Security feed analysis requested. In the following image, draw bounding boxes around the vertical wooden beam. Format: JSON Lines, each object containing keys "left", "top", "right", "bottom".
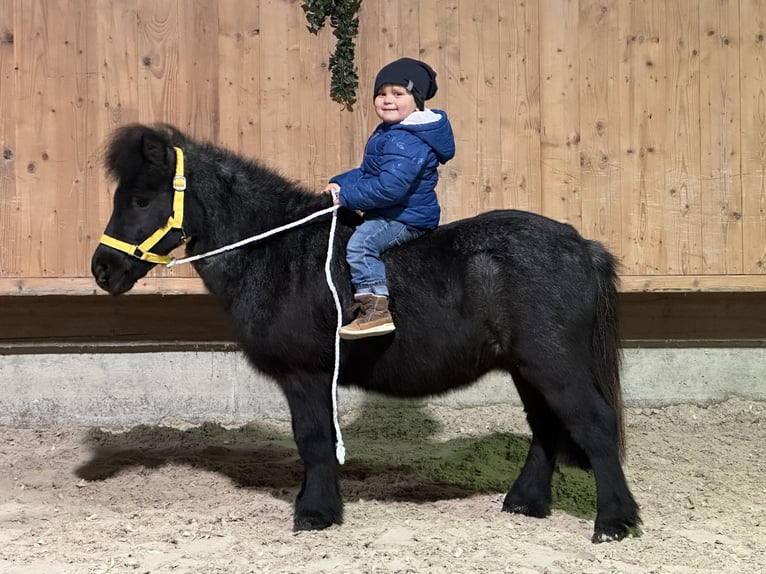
{"left": 618, "top": 0, "right": 666, "bottom": 275}
{"left": 258, "top": 0, "right": 304, "bottom": 176}
{"left": 578, "top": 0, "right": 622, "bottom": 252}
{"left": 177, "top": 0, "right": 220, "bottom": 142}
{"left": 539, "top": 0, "right": 581, "bottom": 228}
{"left": 85, "top": 0, "right": 140, "bottom": 276}
{"left": 418, "top": 0, "right": 460, "bottom": 222}
{"left": 662, "top": 0, "right": 702, "bottom": 275}
{"left": 136, "top": 0, "right": 180, "bottom": 124}
{"left": 217, "top": 0, "right": 261, "bottom": 157}
{"left": 451, "top": 0, "right": 480, "bottom": 220}
{"left": 498, "top": 0, "right": 542, "bottom": 215}
{"left": 296, "top": 2, "right": 334, "bottom": 191}
{"left": 741, "top": 0, "right": 766, "bottom": 274}
{"left": 13, "top": 1, "right": 90, "bottom": 277}
{"left": 699, "top": 0, "right": 742, "bottom": 274}
{"left": 0, "top": 0, "right": 17, "bottom": 277}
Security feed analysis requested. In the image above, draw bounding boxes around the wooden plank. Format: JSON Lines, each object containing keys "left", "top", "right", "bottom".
{"left": 539, "top": 0, "right": 582, "bottom": 228}
{"left": 85, "top": 0, "right": 141, "bottom": 279}
{"left": 699, "top": 0, "right": 743, "bottom": 274}
{"left": 14, "top": 0, "right": 90, "bottom": 277}
{"left": 449, "top": 0, "right": 502, "bottom": 217}
{"left": 332, "top": 0, "right": 371, "bottom": 187}
{"left": 4, "top": 292, "right": 766, "bottom": 345}
{"left": 60, "top": 0, "right": 90, "bottom": 277}
{"left": 450, "top": 0, "right": 481, "bottom": 221}
{"left": 6, "top": 273, "right": 766, "bottom": 296}
{"left": 0, "top": 0, "right": 16, "bottom": 277}
{"left": 418, "top": 0, "right": 461, "bottom": 222}
{"left": 620, "top": 292, "right": 766, "bottom": 341}
{"left": 0, "top": 294, "right": 233, "bottom": 343}
{"left": 177, "top": 0, "right": 219, "bottom": 142}
{"left": 217, "top": 0, "right": 261, "bottom": 157}
{"left": 308, "top": 1, "right": 368, "bottom": 204}
{"left": 351, "top": 0, "right": 382, "bottom": 158}
{"left": 469, "top": 0, "right": 502, "bottom": 215}
{"left": 662, "top": 0, "right": 702, "bottom": 275}
{"left": 740, "top": 0, "right": 766, "bottom": 274}
{"left": 497, "top": 0, "right": 542, "bottom": 214}
{"left": 135, "top": 0, "right": 197, "bottom": 281}
{"left": 0, "top": 277, "right": 207, "bottom": 296}
{"left": 166, "top": 0, "right": 218, "bottom": 283}
{"left": 136, "top": 0, "right": 180, "bottom": 124}
{"left": 296, "top": 2, "right": 335, "bottom": 191}
{"left": 619, "top": 274, "right": 766, "bottom": 292}
{"left": 12, "top": 0, "right": 88, "bottom": 278}
{"left": 397, "top": 0, "right": 421, "bottom": 58}
{"left": 618, "top": 0, "right": 667, "bottom": 275}
{"left": 11, "top": 0, "right": 46, "bottom": 277}
{"left": 578, "top": 0, "right": 621, "bottom": 252}
{"left": 258, "top": 0, "right": 298, "bottom": 176}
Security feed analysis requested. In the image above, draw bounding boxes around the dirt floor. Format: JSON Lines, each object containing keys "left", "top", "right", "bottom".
{"left": 0, "top": 397, "right": 763, "bottom": 574}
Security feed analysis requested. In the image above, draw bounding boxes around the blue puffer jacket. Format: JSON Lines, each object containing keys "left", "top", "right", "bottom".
{"left": 331, "top": 109, "right": 455, "bottom": 230}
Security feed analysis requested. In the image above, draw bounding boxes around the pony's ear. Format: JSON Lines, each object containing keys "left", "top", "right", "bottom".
{"left": 105, "top": 124, "right": 172, "bottom": 182}
{"left": 141, "top": 131, "right": 172, "bottom": 176}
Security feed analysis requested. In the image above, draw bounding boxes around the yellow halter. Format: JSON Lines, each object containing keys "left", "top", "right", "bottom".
{"left": 99, "top": 147, "right": 189, "bottom": 265}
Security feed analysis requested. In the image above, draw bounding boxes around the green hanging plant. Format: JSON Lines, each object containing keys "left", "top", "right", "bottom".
{"left": 302, "top": 0, "right": 361, "bottom": 111}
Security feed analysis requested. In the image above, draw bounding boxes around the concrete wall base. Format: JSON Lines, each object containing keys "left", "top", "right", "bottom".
{"left": 1, "top": 347, "right": 764, "bottom": 427}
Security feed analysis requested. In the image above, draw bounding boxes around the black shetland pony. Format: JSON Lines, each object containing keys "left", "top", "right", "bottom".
{"left": 91, "top": 124, "right": 640, "bottom": 543}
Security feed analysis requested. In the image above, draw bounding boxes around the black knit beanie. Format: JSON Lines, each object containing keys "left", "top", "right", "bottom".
{"left": 373, "top": 57, "right": 438, "bottom": 110}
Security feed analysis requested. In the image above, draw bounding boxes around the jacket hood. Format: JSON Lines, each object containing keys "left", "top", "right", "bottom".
{"left": 394, "top": 109, "right": 455, "bottom": 164}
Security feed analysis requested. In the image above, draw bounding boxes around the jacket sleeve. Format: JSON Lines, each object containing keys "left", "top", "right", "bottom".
{"left": 338, "top": 137, "right": 427, "bottom": 211}
{"left": 329, "top": 168, "right": 362, "bottom": 189}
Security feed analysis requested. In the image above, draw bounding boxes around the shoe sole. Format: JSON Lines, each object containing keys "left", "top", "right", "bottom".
{"left": 338, "top": 324, "right": 396, "bottom": 340}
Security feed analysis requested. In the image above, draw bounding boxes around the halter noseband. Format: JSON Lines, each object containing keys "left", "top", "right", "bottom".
{"left": 99, "top": 146, "right": 189, "bottom": 265}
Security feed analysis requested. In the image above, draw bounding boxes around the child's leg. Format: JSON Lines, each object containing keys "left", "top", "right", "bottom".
{"left": 341, "top": 218, "right": 424, "bottom": 340}
{"left": 345, "top": 218, "right": 424, "bottom": 294}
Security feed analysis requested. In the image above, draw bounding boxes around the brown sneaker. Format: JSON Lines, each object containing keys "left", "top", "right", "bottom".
{"left": 338, "top": 294, "right": 396, "bottom": 340}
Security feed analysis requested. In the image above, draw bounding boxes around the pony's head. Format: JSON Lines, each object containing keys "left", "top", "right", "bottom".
{"left": 91, "top": 124, "right": 187, "bottom": 294}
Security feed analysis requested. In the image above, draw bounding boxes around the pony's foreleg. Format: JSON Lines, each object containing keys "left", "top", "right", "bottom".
{"left": 281, "top": 372, "right": 343, "bottom": 531}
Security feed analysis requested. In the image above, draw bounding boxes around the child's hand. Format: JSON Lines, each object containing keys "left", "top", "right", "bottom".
{"left": 323, "top": 183, "right": 341, "bottom": 206}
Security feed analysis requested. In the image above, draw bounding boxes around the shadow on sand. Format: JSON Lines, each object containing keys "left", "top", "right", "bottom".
{"left": 75, "top": 399, "right": 596, "bottom": 519}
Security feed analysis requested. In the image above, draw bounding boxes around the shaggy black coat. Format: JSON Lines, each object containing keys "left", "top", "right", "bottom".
{"left": 91, "top": 124, "right": 640, "bottom": 543}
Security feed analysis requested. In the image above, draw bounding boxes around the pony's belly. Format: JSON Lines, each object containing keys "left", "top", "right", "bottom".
{"left": 342, "top": 349, "right": 492, "bottom": 399}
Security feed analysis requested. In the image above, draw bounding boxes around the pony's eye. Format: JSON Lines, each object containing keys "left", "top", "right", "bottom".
{"left": 134, "top": 197, "right": 150, "bottom": 208}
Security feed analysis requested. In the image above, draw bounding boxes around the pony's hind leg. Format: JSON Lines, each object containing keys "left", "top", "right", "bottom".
{"left": 281, "top": 372, "right": 343, "bottom": 531}
{"left": 502, "top": 373, "right": 558, "bottom": 519}
{"left": 511, "top": 358, "right": 640, "bottom": 543}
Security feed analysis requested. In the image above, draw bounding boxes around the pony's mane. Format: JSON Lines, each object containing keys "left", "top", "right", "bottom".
{"left": 104, "top": 123, "right": 343, "bottom": 227}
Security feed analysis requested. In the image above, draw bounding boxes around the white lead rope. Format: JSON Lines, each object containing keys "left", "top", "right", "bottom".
{"left": 166, "top": 205, "right": 339, "bottom": 268}
{"left": 167, "top": 204, "right": 347, "bottom": 464}
{"left": 324, "top": 206, "right": 346, "bottom": 464}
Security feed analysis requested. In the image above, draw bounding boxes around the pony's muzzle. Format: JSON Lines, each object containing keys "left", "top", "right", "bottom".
{"left": 91, "top": 245, "right": 152, "bottom": 295}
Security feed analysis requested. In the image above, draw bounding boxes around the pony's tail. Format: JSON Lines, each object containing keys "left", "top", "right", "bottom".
{"left": 588, "top": 241, "right": 625, "bottom": 459}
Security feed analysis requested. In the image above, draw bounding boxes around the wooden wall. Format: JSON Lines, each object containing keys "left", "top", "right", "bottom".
{"left": 1, "top": 0, "right": 766, "bottom": 295}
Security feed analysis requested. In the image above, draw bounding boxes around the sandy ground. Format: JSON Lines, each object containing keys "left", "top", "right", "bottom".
{"left": 0, "top": 398, "right": 763, "bottom": 574}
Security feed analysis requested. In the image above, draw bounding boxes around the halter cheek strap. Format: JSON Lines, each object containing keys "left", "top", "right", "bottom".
{"left": 99, "top": 147, "right": 189, "bottom": 265}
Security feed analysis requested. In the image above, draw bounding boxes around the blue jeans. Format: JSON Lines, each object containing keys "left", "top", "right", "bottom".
{"left": 346, "top": 217, "right": 425, "bottom": 296}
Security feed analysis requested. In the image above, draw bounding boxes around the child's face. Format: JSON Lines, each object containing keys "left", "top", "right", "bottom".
{"left": 374, "top": 84, "right": 418, "bottom": 124}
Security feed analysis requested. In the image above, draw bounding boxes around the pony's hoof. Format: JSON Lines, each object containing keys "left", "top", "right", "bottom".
{"left": 293, "top": 512, "right": 340, "bottom": 532}
{"left": 591, "top": 523, "right": 641, "bottom": 543}
{"left": 502, "top": 499, "right": 550, "bottom": 519}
